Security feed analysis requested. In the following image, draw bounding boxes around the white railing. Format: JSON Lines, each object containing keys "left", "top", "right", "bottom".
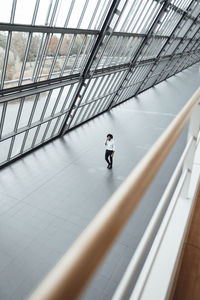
{"left": 29, "top": 88, "right": 200, "bottom": 300}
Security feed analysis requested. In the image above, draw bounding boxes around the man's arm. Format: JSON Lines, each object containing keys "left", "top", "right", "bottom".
{"left": 105, "top": 138, "right": 108, "bottom": 145}
{"left": 111, "top": 141, "right": 115, "bottom": 156}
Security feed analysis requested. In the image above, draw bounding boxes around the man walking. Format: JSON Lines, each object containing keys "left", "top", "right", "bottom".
{"left": 105, "top": 134, "right": 115, "bottom": 169}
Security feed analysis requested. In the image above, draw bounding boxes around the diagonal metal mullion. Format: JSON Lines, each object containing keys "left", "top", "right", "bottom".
{"left": 39, "top": 33, "right": 55, "bottom": 81}
{"left": 100, "top": 73, "right": 115, "bottom": 95}
{"left": 92, "top": 97, "right": 106, "bottom": 116}
{"left": 48, "top": 0, "right": 76, "bottom": 79}
{"left": 77, "top": 0, "right": 89, "bottom": 29}
{"left": 0, "top": 32, "right": 12, "bottom": 90}
{"left": 7, "top": 97, "right": 25, "bottom": 160}
{"left": 18, "top": 0, "right": 40, "bottom": 86}
{"left": 116, "top": 36, "right": 130, "bottom": 64}
{"left": 60, "top": 0, "right": 128, "bottom": 133}
{"left": 105, "top": 36, "right": 123, "bottom": 67}
{"left": 139, "top": 1, "right": 157, "bottom": 33}
{"left": 104, "top": 36, "right": 121, "bottom": 67}
{"left": 120, "top": 37, "right": 137, "bottom": 64}
{"left": 49, "top": 87, "right": 64, "bottom": 118}
{"left": 73, "top": 78, "right": 107, "bottom": 126}
{"left": 33, "top": 34, "right": 50, "bottom": 82}
{"left": 84, "top": 99, "right": 99, "bottom": 120}
{"left": 80, "top": 102, "right": 95, "bottom": 124}
{"left": 47, "top": 34, "right": 64, "bottom": 79}
{"left": 18, "top": 34, "right": 33, "bottom": 85}
{"left": 83, "top": 78, "right": 98, "bottom": 103}
{"left": 19, "top": 93, "right": 40, "bottom": 153}
{"left": 126, "top": 0, "right": 142, "bottom": 33}
{"left": 59, "top": 35, "right": 77, "bottom": 77}
{"left": 41, "top": 86, "right": 65, "bottom": 142}
{"left": 79, "top": 34, "right": 97, "bottom": 70}
{"left": 32, "top": 33, "right": 45, "bottom": 80}
{"left": 77, "top": 71, "right": 122, "bottom": 124}
{"left": 34, "top": 1, "right": 59, "bottom": 82}
{"left": 49, "top": 0, "right": 60, "bottom": 26}
{"left": 94, "top": 73, "right": 120, "bottom": 114}
{"left": 31, "top": 89, "right": 55, "bottom": 148}
{"left": 31, "top": 0, "right": 53, "bottom": 79}
{"left": 78, "top": 76, "right": 109, "bottom": 123}
{"left": 0, "top": 0, "right": 16, "bottom": 89}
{"left": 95, "top": 0, "right": 111, "bottom": 30}
{"left": 0, "top": 102, "right": 8, "bottom": 139}
{"left": 76, "top": 35, "right": 92, "bottom": 71}
{"left": 88, "top": 0, "right": 101, "bottom": 29}
{"left": 70, "top": 35, "right": 87, "bottom": 74}
{"left": 107, "top": 0, "right": 171, "bottom": 110}
{"left": 94, "top": 97, "right": 107, "bottom": 115}
{"left": 40, "top": 34, "right": 54, "bottom": 79}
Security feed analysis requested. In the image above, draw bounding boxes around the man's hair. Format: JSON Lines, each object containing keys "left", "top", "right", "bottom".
{"left": 107, "top": 134, "right": 113, "bottom": 139}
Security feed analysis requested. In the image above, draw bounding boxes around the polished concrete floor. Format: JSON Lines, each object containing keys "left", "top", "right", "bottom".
{"left": 0, "top": 63, "right": 200, "bottom": 300}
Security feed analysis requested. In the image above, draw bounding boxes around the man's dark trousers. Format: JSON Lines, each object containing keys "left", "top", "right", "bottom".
{"left": 105, "top": 150, "right": 113, "bottom": 167}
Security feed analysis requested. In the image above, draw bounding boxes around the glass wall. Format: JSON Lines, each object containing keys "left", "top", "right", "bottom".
{"left": 1, "top": 0, "right": 200, "bottom": 166}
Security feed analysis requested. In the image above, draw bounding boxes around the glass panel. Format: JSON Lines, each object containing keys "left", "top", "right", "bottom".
{"left": 43, "top": 88, "right": 61, "bottom": 119}
{"left": 155, "top": 10, "right": 182, "bottom": 36}
{"left": 190, "top": 1, "right": 200, "bottom": 17}
{"left": 73, "top": 104, "right": 89, "bottom": 126}
{"left": 0, "top": 31, "right": 8, "bottom": 85}
{"left": 32, "top": 92, "right": 49, "bottom": 123}
{"left": 63, "top": 0, "right": 112, "bottom": 30}
{"left": 34, "top": 123, "right": 48, "bottom": 145}
{"left": 39, "top": 33, "right": 61, "bottom": 80}
{"left": 171, "top": 0, "right": 192, "bottom": 10}
{"left": 11, "top": 132, "right": 25, "bottom": 158}
{"left": 35, "top": 0, "right": 57, "bottom": 26}
{"left": 138, "top": 38, "right": 167, "bottom": 60}
{"left": 61, "top": 82, "right": 78, "bottom": 110}
{"left": 0, "top": 102, "right": 3, "bottom": 125}
{"left": 59, "top": 34, "right": 91, "bottom": 76}
{"left": 2, "top": 99, "right": 20, "bottom": 136}
{"left": 44, "top": 118, "right": 58, "bottom": 140}
{"left": 52, "top": 115, "right": 65, "bottom": 136}
{"left": 116, "top": 0, "right": 161, "bottom": 33}
{"left": 176, "top": 19, "right": 193, "bottom": 38}
{"left": 4, "top": 32, "right": 28, "bottom": 88}
{"left": 0, "top": 138, "right": 11, "bottom": 163}
{"left": 22, "top": 33, "right": 43, "bottom": 85}
{"left": 14, "top": 0, "right": 37, "bottom": 24}
{"left": 0, "top": 0, "right": 13, "bottom": 23}
{"left": 24, "top": 127, "right": 37, "bottom": 151}
{"left": 54, "top": 85, "right": 72, "bottom": 114}
{"left": 18, "top": 95, "right": 35, "bottom": 129}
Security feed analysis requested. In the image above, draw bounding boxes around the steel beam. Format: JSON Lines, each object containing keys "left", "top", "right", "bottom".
{"left": 59, "top": 0, "right": 126, "bottom": 135}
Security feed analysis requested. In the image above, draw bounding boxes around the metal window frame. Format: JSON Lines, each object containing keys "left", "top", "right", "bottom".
{"left": 1, "top": 0, "right": 200, "bottom": 167}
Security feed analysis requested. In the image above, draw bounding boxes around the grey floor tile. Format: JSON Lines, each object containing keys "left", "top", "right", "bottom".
{"left": 0, "top": 63, "right": 200, "bottom": 300}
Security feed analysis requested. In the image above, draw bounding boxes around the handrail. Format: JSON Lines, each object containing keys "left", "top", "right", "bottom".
{"left": 112, "top": 135, "right": 195, "bottom": 300}
{"left": 29, "top": 88, "right": 200, "bottom": 300}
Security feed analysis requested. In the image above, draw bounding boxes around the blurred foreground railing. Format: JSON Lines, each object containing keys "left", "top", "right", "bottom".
{"left": 29, "top": 88, "right": 200, "bottom": 300}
